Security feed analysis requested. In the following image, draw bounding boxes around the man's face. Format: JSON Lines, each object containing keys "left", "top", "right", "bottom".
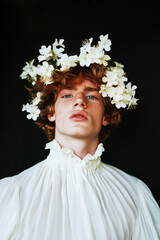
{"left": 49, "top": 79, "right": 108, "bottom": 141}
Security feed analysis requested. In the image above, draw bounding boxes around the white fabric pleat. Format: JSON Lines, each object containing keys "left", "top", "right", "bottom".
{"left": 0, "top": 139, "right": 160, "bottom": 240}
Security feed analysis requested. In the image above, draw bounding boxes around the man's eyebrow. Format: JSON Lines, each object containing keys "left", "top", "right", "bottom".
{"left": 62, "top": 86, "right": 73, "bottom": 90}
{"left": 62, "top": 86, "right": 99, "bottom": 92}
{"left": 84, "top": 87, "right": 99, "bottom": 92}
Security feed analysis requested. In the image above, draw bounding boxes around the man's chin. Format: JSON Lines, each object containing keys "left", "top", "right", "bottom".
{"left": 67, "top": 130, "right": 96, "bottom": 140}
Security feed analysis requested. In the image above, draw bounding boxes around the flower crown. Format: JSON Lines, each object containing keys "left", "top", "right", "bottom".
{"left": 20, "top": 34, "right": 138, "bottom": 121}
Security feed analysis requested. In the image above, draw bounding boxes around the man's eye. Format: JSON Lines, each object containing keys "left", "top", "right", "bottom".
{"left": 87, "top": 96, "right": 97, "bottom": 99}
{"left": 62, "top": 94, "right": 72, "bottom": 98}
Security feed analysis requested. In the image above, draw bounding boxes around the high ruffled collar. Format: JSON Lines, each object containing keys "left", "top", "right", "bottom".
{"left": 45, "top": 139, "right": 105, "bottom": 171}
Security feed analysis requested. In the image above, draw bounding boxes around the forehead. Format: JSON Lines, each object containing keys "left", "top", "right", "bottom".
{"left": 61, "top": 79, "right": 99, "bottom": 92}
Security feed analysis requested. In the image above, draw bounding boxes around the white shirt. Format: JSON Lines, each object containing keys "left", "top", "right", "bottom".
{"left": 0, "top": 139, "right": 160, "bottom": 240}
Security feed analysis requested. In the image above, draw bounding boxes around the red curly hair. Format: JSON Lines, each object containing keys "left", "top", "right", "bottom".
{"left": 27, "top": 63, "right": 122, "bottom": 142}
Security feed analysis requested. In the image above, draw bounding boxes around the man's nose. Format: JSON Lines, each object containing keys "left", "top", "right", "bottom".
{"left": 73, "top": 94, "right": 87, "bottom": 108}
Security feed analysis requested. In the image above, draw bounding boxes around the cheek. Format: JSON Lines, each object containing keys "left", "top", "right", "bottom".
{"left": 93, "top": 105, "right": 105, "bottom": 126}
{"left": 89, "top": 108, "right": 104, "bottom": 126}
{"left": 54, "top": 102, "right": 68, "bottom": 121}
{"left": 92, "top": 103, "right": 105, "bottom": 117}
{"left": 54, "top": 103, "right": 61, "bottom": 120}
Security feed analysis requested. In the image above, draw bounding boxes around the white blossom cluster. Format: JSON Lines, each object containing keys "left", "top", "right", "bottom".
{"left": 22, "top": 92, "right": 41, "bottom": 121}
{"left": 20, "top": 39, "right": 65, "bottom": 85}
{"left": 99, "top": 62, "right": 138, "bottom": 109}
{"left": 20, "top": 35, "right": 112, "bottom": 84}
{"left": 20, "top": 34, "right": 138, "bottom": 120}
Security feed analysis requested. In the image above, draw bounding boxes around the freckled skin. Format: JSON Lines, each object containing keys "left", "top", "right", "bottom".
{"left": 52, "top": 79, "right": 108, "bottom": 141}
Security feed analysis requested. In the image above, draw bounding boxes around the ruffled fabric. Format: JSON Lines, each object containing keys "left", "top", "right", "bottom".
{"left": 45, "top": 139, "right": 105, "bottom": 171}
{"left": 132, "top": 180, "right": 160, "bottom": 239}
{"left": 0, "top": 139, "right": 160, "bottom": 240}
{"left": 0, "top": 177, "right": 20, "bottom": 240}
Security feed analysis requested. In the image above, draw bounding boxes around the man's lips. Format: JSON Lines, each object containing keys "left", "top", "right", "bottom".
{"left": 69, "top": 111, "right": 88, "bottom": 121}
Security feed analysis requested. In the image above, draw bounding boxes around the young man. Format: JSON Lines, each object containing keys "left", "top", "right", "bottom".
{"left": 48, "top": 78, "right": 108, "bottom": 159}
{"left": 0, "top": 35, "right": 160, "bottom": 239}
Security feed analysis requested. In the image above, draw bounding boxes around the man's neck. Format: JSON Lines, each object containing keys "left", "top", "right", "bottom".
{"left": 55, "top": 135, "right": 99, "bottom": 159}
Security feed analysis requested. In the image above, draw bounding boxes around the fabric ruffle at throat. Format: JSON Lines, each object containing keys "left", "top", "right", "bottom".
{"left": 45, "top": 139, "right": 105, "bottom": 171}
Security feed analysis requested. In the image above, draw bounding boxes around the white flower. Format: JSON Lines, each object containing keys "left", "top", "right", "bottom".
{"left": 100, "top": 82, "right": 131, "bottom": 109}
{"left": 111, "top": 85, "right": 125, "bottom": 102}
{"left": 109, "top": 67, "right": 128, "bottom": 85}
{"left": 98, "top": 34, "right": 112, "bottom": 51}
{"left": 128, "top": 97, "right": 138, "bottom": 108}
{"left": 126, "top": 82, "right": 137, "bottom": 97}
{"left": 22, "top": 103, "right": 30, "bottom": 112}
{"left": 28, "top": 66, "right": 38, "bottom": 79}
{"left": 78, "top": 48, "right": 93, "bottom": 67}
{"left": 102, "top": 67, "right": 127, "bottom": 88}
{"left": 81, "top": 38, "right": 93, "bottom": 52}
{"left": 100, "top": 75, "right": 138, "bottom": 109}
{"left": 37, "top": 61, "right": 54, "bottom": 77}
{"left": 26, "top": 106, "right": 40, "bottom": 121}
{"left": 20, "top": 59, "right": 38, "bottom": 81}
{"left": 52, "top": 39, "right": 65, "bottom": 59}
{"left": 102, "top": 70, "right": 118, "bottom": 87}
{"left": 22, "top": 92, "right": 41, "bottom": 121}
{"left": 114, "top": 61, "right": 124, "bottom": 69}
{"left": 79, "top": 46, "right": 103, "bottom": 67}
{"left": 32, "top": 92, "right": 41, "bottom": 105}
{"left": 112, "top": 100, "right": 127, "bottom": 109}
{"left": 41, "top": 77, "right": 53, "bottom": 85}
{"left": 89, "top": 47, "right": 106, "bottom": 64}
{"left": 79, "top": 38, "right": 101, "bottom": 66}
{"left": 38, "top": 45, "right": 53, "bottom": 62}
{"left": 22, "top": 103, "right": 40, "bottom": 121}
{"left": 98, "top": 52, "right": 111, "bottom": 66}
{"left": 79, "top": 43, "right": 111, "bottom": 67}
{"left": 58, "top": 54, "right": 78, "bottom": 71}
{"left": 125, "top": 82, "right": 138, "bottom": 108}
{"left": 112, "top": 67, "right": 124, "bottom": 78}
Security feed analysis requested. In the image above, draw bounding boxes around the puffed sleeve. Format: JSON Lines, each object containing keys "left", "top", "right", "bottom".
{"left": 0, "top": 177, "right": 20, "bottom": 240}
{"left": 132, "top": 179, "right": 160, "bottom": 240}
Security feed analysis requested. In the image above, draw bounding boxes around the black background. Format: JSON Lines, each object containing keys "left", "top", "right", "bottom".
{"left": 1, "top": 0, "right": 160, "bottom": 205}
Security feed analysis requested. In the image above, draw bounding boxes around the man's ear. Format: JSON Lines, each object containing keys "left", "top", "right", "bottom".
{"left": 48, "top": 114, "right": 55, "bottom": 122}
{"left": 102, "top": 114, "right": 109, "bottom": 126}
